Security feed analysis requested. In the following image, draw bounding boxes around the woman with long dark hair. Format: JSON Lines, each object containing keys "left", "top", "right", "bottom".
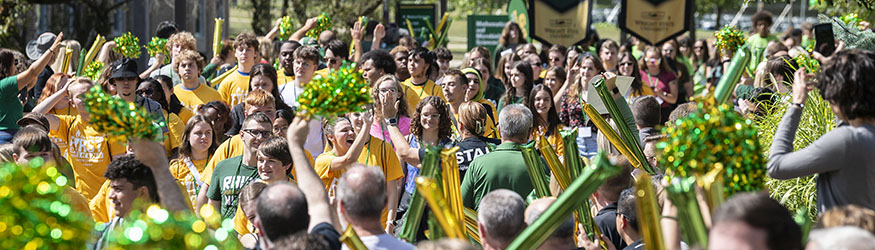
{"left": 168, "top": 115, "right": 219, "bottom": 204}
{"left": 639, "top": 46, "right": 679, "bottom": 123}
{"left": 498, "top": 61, "right": 534, "bottom": 112}
{"left": 617, "top": 51, "right": 652, "bottom": 98}
{"left": 493, "top": 21, "right": 523, "bottom": 66}
{"left": 527, "top": 84, "right": 565, "bottom": 156}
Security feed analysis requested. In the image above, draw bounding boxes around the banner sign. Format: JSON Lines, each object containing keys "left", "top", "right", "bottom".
{"left": 508, "top": 0, "right": 532, "bottom": 42}
{"left": 528, "top": 0, "right": 592, "bottom": 47}
{"left": 467, "top": 15, "right": 510, "bottom": 53}
{"left": 619, "top": 0, "right": 692, "bottom": 45}
{"left": 397, "top": 3, "right": 437, "bottom": 38}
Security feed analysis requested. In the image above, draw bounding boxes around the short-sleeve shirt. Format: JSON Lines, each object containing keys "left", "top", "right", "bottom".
{"left": 169, "top": 157, "right": 209, "bottom": 205}
{"left": 401, "top": 78, "right": 444, "bottom": 111}
{"left": 53, "top": 115, "right": 125, "bottom": 201}
{"left": 206, "top": 156, "right": 258, "bottom": 218}
{"left": 276, "top": 69, "right": 295, "bottom": 86}
{"left": 174, "top": 82, "right": 222, "bottom": 122}
{"left": 0, "top": 76, "right": 21, "bottom": 131}
{"left": 640, "top": 70, "right": 677, "bottom": 108}
{"left": 201, "top": 135, "right": 245, "bottom": 184}
{"left": 460, "top": 142, "right": 535, "bottom": 210}
{"left": 216, "top": 70, "right": 251, "bottom": 108}
{"left": 454, "top": 136, "right": 499, "bottom": 179}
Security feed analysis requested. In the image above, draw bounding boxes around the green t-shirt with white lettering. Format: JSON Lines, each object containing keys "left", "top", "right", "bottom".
{"left": 206, "top": 156, "right": 257, "bottom": 218}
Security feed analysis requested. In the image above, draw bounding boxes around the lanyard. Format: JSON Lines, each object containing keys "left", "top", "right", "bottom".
{"left": 185, "top": 157, "right": 205, "bottom": 194}
{"left": 645, "top": 72, "right": 660, "bottom": 90}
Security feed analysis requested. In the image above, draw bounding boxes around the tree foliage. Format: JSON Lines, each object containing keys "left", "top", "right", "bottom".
{"left": 244, "top": 0, "right": 384, "bottom": 38}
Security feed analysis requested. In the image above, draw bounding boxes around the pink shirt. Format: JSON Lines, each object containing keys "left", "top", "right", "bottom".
{"left": 370, "top": 116, "right": 412, "bottom": 142}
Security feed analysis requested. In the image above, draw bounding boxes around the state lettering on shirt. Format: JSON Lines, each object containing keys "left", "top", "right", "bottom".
{"left": 457, "top": 147, "right": 488, "bottom": 170}
{"left": 68, "top": 130, "right": 106, "bottom": 161}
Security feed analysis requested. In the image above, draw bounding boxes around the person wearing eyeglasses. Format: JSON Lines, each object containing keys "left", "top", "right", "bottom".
{"left": 617, "top": 52, "right": 652, "bottom": 99}
{"left": 109, "top": 58, "right": 169, "bottom": 135}
{"left": 204, "top": 112, "right": 272, "bottom": 219}
{"left": 638, "top": 46, "right": 679, "bottom": 124}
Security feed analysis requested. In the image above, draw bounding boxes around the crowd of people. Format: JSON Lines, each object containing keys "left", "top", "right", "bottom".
{"left": 0, "top": 8, "right": 874, "bottom": 250}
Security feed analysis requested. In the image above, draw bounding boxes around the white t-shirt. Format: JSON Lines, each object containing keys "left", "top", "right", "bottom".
{"left": 280, "top": 80, "right": 324, "bottom": 160}
{"left": 340, "top": 233, "right": 415, "bottom": 250}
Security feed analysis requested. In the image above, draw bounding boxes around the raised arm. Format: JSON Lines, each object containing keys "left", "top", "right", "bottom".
{"left": 351, "top": 20, "right": 364, "bottom": 65}
{"left": 290, "top": 17, "right": 317, "bottom": 42}
{"left": 371, "top": 23, "right": 385, "bottom": 52}
{"left": 328, "top": 114, "right": 372, "bottom": 171}
{"left": 131, "top": 138, "right": 189, "bottom": 213}
{"left": 139, "top": 53, "right": 165, "bottom": 79}
{"left": 287, "top": 116, "right": 335, "bottom": 228}
{"left": 264, "top": 18, "right": 282, "bottom": 41}
{"left": 379, "top": 93, "right": 422, "bottom": 166}
{"left": 18, "top": 33, "right": 63, "bottom": 90}
{"left": 32, "top": 80, "right": 70, "bottom": 131}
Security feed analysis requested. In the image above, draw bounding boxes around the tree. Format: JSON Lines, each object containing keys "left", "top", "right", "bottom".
{"left": 449, "top": 0, "right": 507, "bottom": 15}
{"left": 250, "top": 0, "right": 273, "bottom": 35}
{"left": 284, "top": 0, "right": 384, "bottom": 37}
{"left": 695, "top": 0, "right": 744, "bottom": 28}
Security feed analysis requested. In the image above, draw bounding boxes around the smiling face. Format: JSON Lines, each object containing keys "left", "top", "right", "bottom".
{"left": 510, "top": 68, "right": 525, "bottom": 90}
{"left": 533, "top": 89, "right": 553, "bottom": 118}
{"left": 188, "top": 121, "right": 213, "bottom": 155}
{"left": 257, "top": 151, "right": 290, "bottom": 182}
{"left": 241, "top": 119, "right": 272, "bottom": 153}
{"left": 579, "top": 59, "right": 599, "bottom": 82}
{"left": 419, "top": 103, "right": 441, "bottom": 132}
{"left": 661, "top": 43, "right": 676, "bottom": 60}
{"left": 645, "top": 51, "right": 662, "bottom": 72}
{"left": 544, "top": 70, "right": 562, "bottom": 95}
{"left": 329, "top": 119, "right": 356, "bottom": 153}
{"left": 618, "top": 56, "right": 636, "bottom": 76}
{"left": 109, "top": 178, "right": 146, "bottom": 218}
{"left": 272, "top": 117, "right": 290, "bottom": 138}
{"left": 464, "top": 73, "right": 481, "bottom": 101}
{"left": 548, "top": 51, "right": 564, "bottom": 68}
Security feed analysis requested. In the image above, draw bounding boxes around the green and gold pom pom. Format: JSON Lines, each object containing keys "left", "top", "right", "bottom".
{"left": 278, "top": 16, "right": 294, "bottom": 41}
{"left": 657, "top": 99, "right": 767, "bottom": 196}
{"left": 794, "top": 53, "right": 820, "bottom": 74}
{"left": 0, "top": 161, "right": 93, "bottom": 248}
{"left": 306, "top": 13, "right": 332, "bottom": 38}
{"left": 105, "top": 205, "right": 240, "bottom": 249}
{"left": 297, "top": 63, "right": 371, "bottom": 118}
{"left": 841, "top": 13, "right": 860, "bottom": 27}
{"left": 82, "top": 85, "right": 164, "bottom": 142}
{"left": 144, "top": 37, "right": 169, "bottom": 64}
{"left": 83, "top": 61, "right": 104, "bottom": 82}
{"left": 113, "top": 32, "right": 141, "bottom": 59}
{"left": 714, "top": 26, "right": 745, "bottom": 52}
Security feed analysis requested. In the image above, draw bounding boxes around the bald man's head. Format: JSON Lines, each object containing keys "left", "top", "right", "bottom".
{"left": 257, "top": 182, "right": 309, "bottom": 242}
{"left": 337, "top": 165, "right": 386, "bottom": 222}
{"left": 525, "top": 197, "right": 576, "bottom": 250}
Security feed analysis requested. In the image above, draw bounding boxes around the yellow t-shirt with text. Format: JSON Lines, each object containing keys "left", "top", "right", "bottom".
{"left": 216, "top": 70, "right": 251, "bottom": 108}
{"left": 53, "top": 115, "right": 125, "bottom": 201}
{"left": 169, "top": 158, "right": 209, "bottom": 205}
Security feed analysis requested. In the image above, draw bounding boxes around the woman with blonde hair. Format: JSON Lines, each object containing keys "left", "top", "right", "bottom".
{"left": 38, "top": 73, "right": 78, "bottom": 116}
{"left": 369, "top": 74, "right": 411, "bottom": 140}
{"left": 455, "top": 102, "right": 500, "bottom": 178}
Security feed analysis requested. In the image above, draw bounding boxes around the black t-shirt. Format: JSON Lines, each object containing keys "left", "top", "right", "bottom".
{"left": 455, "top": 136, "right": 500, "bottom": 179}
{"left": 311, "top": 222, "right": 342, "bottom": 250}
{"left": 594, "top": 202, "right": 627, "bottom": 249}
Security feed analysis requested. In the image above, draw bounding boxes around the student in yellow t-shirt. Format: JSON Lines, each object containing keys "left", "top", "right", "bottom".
{"left": 401, "top": 47, "right": 444, "bottom": 111}
{"left": 347, "top": 111, "right": 404, "bottom": 229}
{"left": 314, "top": 116, "right": 373, "bottom": 200}
{"left": 137, "top": 78, "right": 183, "bottom": 156}
{"left": 33, "top": 77, "right": 126, "bottom": 201}
{"left": 528, "top": 84, "right": 566, "bottom": 157}
{"left": 37, "top": 73, "right": 80, "bottom": 153}
{"left": 11, "top": 127, "right": 92, "bottom": 223}
{"left": 276, "top": 41, "right": 299, "bottom": 86}
{"left": 173, "top": 49, "right": 223, "bottom": 124}
{"left": 217, "top": 32, "right": 259, "bottom": 107}
{"left": 168, "top": 115, "right": 218, "bottom": 205}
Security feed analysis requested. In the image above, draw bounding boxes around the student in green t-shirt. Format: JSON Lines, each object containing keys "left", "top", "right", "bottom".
{"left": 0, "top": 32, "right": 63, "bottom": 143}
{"left": 747, "top": 11, "right": 779, "bottom": 51}
{"left": 207, "top": 112, "right": 273, "bottom": 218}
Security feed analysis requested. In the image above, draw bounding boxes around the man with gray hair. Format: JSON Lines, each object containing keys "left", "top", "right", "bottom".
{"left": 525, "top": 197, "right": 577, "bottom": 250}
{"left": 806, "top": 226, "right": 875, "bottom": 250}
{"left": 461, "top": 104, "right": 535, "bottom": 209}
{"left": 478, "top": 189, "right": 527, "bottom": 250}
{"left": 337, "top": 165, "right": 414, "bottom": 250}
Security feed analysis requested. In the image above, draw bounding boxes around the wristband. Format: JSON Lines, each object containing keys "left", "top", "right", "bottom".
{"left": 790, "top": 102, "right": 804, "bottom": 109}
{"left": 386, "top": 117, "right": 398, "bottom": 126}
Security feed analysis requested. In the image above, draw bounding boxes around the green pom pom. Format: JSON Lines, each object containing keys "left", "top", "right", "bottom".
{"left": 0, "top": 162, "right": 93, "bottom": 248}
{"left": 657, "top": 102, "right": 767, "bottom": 196}
{"left": 144, "top": 37, "right": 169, "bottom": 64}
{"left": 714, "top": 26, "right": 745, "bottom": 52}
{"left": 81, "top": 85, "right": 163, "bottom": 142}
{"left": 113, "top": 32, "right": 141, "bottom": 59}
{"left": 306, "top": 13, "right": 332, "bottom": 38}
{"left": 106, "top": 205, "right": 241, "bottom": 248}
{"left": 82, "top": 61, "right": 104, "bottom": 82}
{"left": 794, "top": 53, "right": 820, "bottom": 74}
{"left": 278, "top": 16, "right": 294, "bottom": 41}
{"left": 297, "top": 63, "right": 371, "bottom": 118}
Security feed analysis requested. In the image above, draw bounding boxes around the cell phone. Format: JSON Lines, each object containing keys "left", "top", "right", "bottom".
{"left": 814, "top": 23, "right": 836, "bottom": 57}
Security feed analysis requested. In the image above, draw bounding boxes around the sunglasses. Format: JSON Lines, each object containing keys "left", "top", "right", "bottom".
{"left": 136, "top": 88, "right": 155, "bottom": 96}
{"left": 619, "top": 62, "right": 634, "bottom": 67}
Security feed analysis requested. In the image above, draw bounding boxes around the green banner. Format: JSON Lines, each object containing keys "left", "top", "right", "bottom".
{"left": 507, "top": 0, "right": 532, "bottom": 42}
{"left": 397, "top": 3, "right": 437, "bottom": 41}
{"left": 467, "top": 15, "right": 509, "bottom": 54}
